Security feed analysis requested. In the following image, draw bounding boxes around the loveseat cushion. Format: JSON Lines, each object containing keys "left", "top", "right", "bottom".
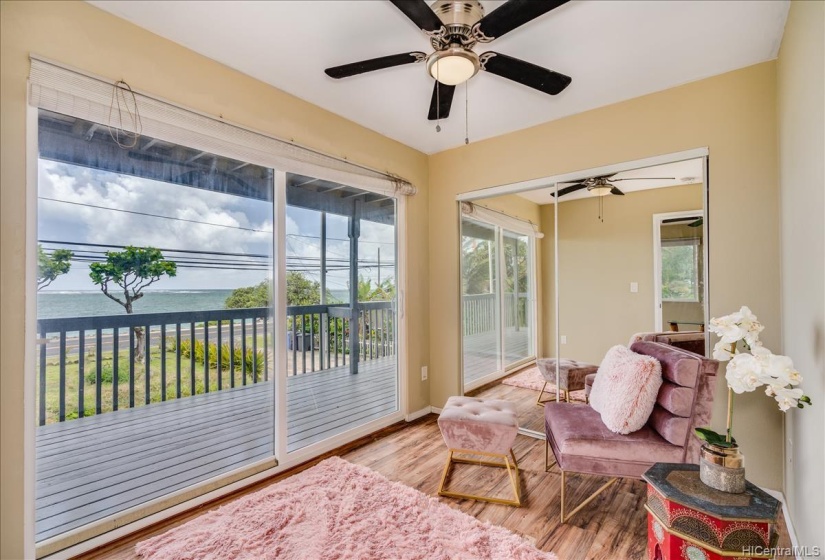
{"left": 545, "top": 402, "right": 684, "bottom": 479}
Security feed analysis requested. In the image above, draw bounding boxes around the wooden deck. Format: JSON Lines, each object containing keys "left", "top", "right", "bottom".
{"left": 463, "top": 326, "right": 532, "bottom": 385}
{"left": 35, "top": 357, "right": 397, "bottom": 542}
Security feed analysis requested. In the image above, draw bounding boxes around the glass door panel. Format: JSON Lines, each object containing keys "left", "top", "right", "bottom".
{"left": 284, "top": 174, "right": 398, "bottom": 452}
{"left": 34, "top": 110, "right": 275, "bottom": 545}
{"left": 461, "top": 218, "right": 501, "bottom": 387}
{"left": 503, "top": 231, "right": 533, "bottom": 367}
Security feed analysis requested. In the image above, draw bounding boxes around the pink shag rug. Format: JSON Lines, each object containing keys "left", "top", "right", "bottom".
{"left": 501, "top": 367, "right": 587, "bottom": 403}
{"left": 136, "top": 456, "right": 556, "bottom": 560}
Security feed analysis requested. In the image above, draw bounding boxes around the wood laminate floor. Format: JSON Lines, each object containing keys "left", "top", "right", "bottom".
{"left": 78, "top": 377, "right": 790, "bottom": 560}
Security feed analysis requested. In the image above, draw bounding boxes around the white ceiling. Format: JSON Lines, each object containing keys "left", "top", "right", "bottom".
{"left": 517, "top": 158, "right": 704, "bottom": 205}
{"left": 88, "top": 0, "right": 789, "bottom": 154}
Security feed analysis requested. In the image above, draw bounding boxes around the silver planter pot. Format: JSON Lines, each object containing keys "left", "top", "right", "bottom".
{"left": 699, "top": 443, "right": 746, "bottom": 494}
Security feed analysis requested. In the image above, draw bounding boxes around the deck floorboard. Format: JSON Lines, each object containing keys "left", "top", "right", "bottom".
{"left": 35, "top": 357, "right": 397, "bottom": 542}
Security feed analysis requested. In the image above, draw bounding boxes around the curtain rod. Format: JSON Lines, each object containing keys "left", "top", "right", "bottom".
{"left": 30, "top": 55, "right": 414, "bottom": 188}
{"left": 462, "top": 201, "right": 540, "bottom": 231}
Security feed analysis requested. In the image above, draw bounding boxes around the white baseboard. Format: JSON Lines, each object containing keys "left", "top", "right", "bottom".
{"left": 760, "top": 487, "right": 802, "bottom": 560}
{"left": 430, "top": 406, "right": 442, "bottom": 414}
{"left": 405, "top": 407, "right": 434, "bottom": 422}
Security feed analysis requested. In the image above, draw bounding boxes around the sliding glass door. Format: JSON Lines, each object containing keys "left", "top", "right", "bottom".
{"left": 461, "top": 216, "right": 536, "bottom": 390}
{"left": 284, "top": 174, "right": 398, "bottom": 453}
{"left": 503, "top": 231, "right": 533, "bottom": 366}
{"left": 461, "top": 218, "right": 502, "bottom": 387}
{"left": 33, "top": 110, "right": 403, "bottom": 551}
{"left": 35, "top": 110, "right": 276, "bottom": 544}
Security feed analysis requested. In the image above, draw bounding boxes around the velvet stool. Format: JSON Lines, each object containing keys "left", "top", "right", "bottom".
{"left": 437, "top": 396, "right": 521, "bottom": 506}
{"left": 536, "top": 358, "right": 599, "bottom": 405}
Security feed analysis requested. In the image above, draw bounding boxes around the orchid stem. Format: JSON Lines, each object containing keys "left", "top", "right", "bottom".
{"left": 726, "top": 342, "right": 736, "bottom": 444}
{"left": 726, "top": 388, "right": 733, "bottom": 443}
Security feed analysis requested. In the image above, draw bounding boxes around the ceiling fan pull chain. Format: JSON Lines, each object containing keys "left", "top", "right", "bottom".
{"left": 465, "top": 81, "right": 469, "bottom": 145}
{"left": 435, "top": 64, "right": 441, "bottom": 133}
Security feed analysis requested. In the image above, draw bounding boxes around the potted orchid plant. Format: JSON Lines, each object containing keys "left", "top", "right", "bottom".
{"left": 695, "top": 306, "right": 812, "bottom": 493}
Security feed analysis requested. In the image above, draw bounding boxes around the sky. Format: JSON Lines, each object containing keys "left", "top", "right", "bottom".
{"left": 37, "top": 159, "right": 396, "bottom": 294}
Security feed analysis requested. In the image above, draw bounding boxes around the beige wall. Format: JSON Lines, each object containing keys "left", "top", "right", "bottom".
{"left": 429, "top": 61, "right": 784, "bottom": 489}
{"left": 0, "top": 2, "right": 430, "bottom": 558}
{"left": 551, "top": 184, "right": 703, "bottom": 364}
{"left": 777, "top": 0, "right": 825, "bottom": 551}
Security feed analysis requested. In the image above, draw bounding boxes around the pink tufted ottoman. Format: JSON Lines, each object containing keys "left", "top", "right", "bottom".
{"left": 436, "top": 396, "right": 521, "bottom": 506}
{"left": 535, "top": 358, "right": 599, "bottom": 405}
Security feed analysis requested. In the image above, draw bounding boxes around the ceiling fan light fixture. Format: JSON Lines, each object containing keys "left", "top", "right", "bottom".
{"left": 588, "top": 185, "right": 613, "bottom": 196}
{"left": 427, "top": 47, "right": 479, "bottom": 85}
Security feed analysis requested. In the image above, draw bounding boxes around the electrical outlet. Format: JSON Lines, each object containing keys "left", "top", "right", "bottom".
{"left": 421, "top": 366, "right": 428, "bottom": 381}
{"left": 561, "top": 335, "right": 567, "bottom": 345}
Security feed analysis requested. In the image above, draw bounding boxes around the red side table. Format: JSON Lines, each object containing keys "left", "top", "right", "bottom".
{"left": 643, "top": 463, "right": 780, "bottom": 560}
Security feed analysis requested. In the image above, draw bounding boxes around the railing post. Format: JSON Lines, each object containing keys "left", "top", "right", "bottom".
{"left": 113, "top": 328, "right": 119, "bottom": 411}
{"left": 38, "top": 323, "right": 46, "bottom": 426}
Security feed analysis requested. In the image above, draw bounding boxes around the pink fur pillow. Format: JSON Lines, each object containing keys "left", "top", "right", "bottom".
{"left": 589, "top": 345, "right": 663, "bottom": 434}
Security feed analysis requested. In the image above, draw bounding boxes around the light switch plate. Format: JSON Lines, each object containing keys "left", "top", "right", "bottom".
{"left": 561, "top": 335, "right": 567, "bottom": 344}
{"left": 630, "top": 282, "right": 639, "bottom": 293}
{"left": 421, "top": 366, "right": 428, "bottom": 381}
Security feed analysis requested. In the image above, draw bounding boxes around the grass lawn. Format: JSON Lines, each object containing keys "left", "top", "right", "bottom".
{"left": 36, "top": 337, "right": 268, "bottom": 425}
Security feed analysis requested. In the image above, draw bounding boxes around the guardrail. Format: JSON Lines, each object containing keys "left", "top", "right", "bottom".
{"left": 36, "top": 302, "right": 395, "bottom": 426}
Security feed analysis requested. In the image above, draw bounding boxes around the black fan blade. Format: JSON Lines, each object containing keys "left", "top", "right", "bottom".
{"left": 473, "top": 0, "right": 570, "bottom": 42}
{"left": 428, "top": 81, "right": 455, "bottom": 120}
{"left": 480, "top": 52, "right": 571, "bottom": 95}
{"left": 610, "top": 186, "right": 625, "bottom": 196}
{"left": 555, "top": 183, "right": 587, "bottom": 197}
{"left": 389, "top": 0, "right": 445, "bottom": 33}
{"left": 662, "top": 216, "right": 702, "bottom": 224}
{"left": 610, "top": 177, "right": 676, "bottom": 182}
{"left": 325, "top": 52, "right": 426, "bottom": 79}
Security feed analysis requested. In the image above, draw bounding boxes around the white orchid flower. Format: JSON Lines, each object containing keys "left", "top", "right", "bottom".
{"left": 761, "top": 353, "right": 802, "bottom": 387}
{"left": 765, "top": 385, "right": 805, "bottom": 411}
{"left": 712, "top": 340, "right": 735, "bottom": 362}
{"left": 726, "top": 353, "right": 764, "bottom": 393}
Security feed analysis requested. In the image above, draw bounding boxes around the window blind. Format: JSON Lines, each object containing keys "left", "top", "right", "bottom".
{"left": 460, "top": 201, "right": 544, "bottom": 238}
{"left": 28, "top": 56, "right": 416, "bottom": 197}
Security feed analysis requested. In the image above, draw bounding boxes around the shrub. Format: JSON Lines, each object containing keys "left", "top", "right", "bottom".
{"left": 85, "top": 362, "right": 129, "bottom": 385}
{"left": 166, "top": 337, "right": 264, "bottom": 377}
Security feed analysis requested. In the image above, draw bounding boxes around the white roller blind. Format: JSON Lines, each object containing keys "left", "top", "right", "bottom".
{"left": 460, "top": 202, "right": 544, "bottom": 238}
{"left": 28, "top": 56, "right": 415, "bottom": 197}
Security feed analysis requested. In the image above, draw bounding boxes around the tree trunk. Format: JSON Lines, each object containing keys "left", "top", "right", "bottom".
{"left": 134, "top": 326, "right": 145, "bottom": 363}
{"left": 125, "top": 301, "right": 145, "bottom": 364}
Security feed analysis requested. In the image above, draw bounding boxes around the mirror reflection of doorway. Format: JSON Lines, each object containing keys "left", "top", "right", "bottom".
{"left": 654, "top": 211, "right": 706, "bottom": 331}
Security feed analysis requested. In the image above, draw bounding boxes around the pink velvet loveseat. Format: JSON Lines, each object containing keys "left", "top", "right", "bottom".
{"left": 544, "top": 341, "right": 719, "bottom": 522}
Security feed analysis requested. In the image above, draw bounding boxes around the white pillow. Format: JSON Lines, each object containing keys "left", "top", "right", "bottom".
{"left": 589, "top": 345, "right": 663, "bottom": 434}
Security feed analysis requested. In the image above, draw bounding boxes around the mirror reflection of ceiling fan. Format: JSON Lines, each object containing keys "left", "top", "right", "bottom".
{"left": 662, "top": 216, "right": 704, "bottom": 228}
{"left": 554, "top": 174, "right": 677, "bottom": 198}
{"left": 324, "top": 0, "right": 573, "bottom": 121}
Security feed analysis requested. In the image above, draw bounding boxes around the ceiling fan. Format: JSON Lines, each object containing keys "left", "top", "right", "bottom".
{"left": 554, "top": 174, "right": 677, "bottom": 198}
{"left": 324, "top": 0, "right": 573, "bottom": 121}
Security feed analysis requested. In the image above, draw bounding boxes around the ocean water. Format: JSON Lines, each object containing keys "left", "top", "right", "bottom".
{"left": 37, "top": 290, "right": 235, "bottom": 319}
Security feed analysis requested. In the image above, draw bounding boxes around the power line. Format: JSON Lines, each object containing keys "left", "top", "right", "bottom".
{"left": 38, "top": 197, "right": 272, "bottom": 233}
{"left": 39, "top": 239, "right": 271, "bottom": 259}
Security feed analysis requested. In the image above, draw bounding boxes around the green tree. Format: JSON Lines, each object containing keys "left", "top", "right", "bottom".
{"left": 286, "top": 271, "right": 320, "bottom": 306}
{"left": 225, "top": 280, "right": 270, "bottom": 309}
{"left": 89, "top": 246, "right": 177, "bottom": 362}
{"left": 37, "top": 245, "right": 73, "bottom": 290}
{"left": 224, "top": 273, "right": 321, "bottom": 309}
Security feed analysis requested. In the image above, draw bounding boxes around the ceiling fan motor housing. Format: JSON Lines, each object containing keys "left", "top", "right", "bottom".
{"left": 429, "top": 0, "right": 485, "bottom": 48}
